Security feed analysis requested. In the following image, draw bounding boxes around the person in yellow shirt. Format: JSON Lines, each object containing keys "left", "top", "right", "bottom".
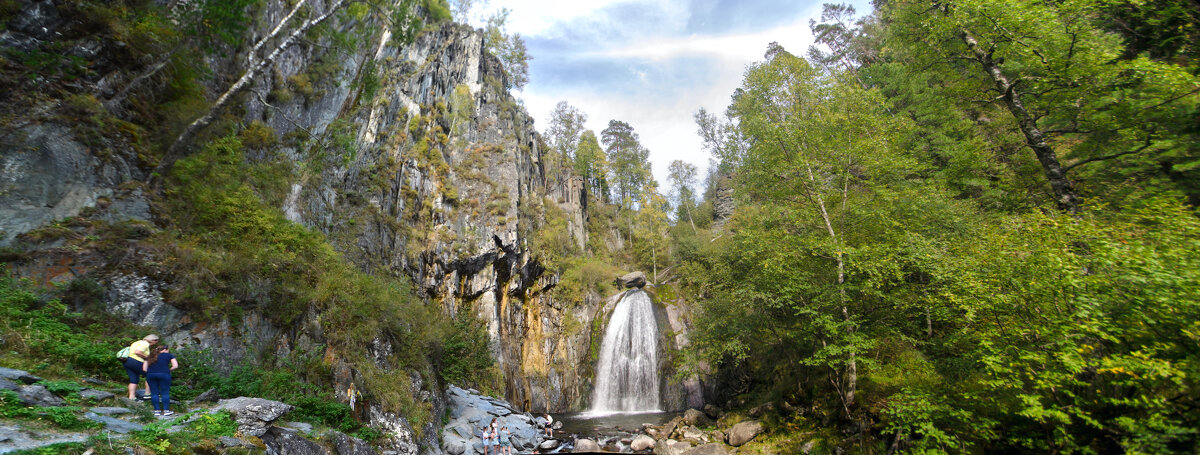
{"left": 124, "top": 334, "right": 158, "bottom": 399}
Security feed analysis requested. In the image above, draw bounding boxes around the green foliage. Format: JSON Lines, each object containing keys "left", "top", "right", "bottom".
{"left": 239, "top": 120, "right": 277, "bottom": 149}
{"left": 40, "top": 406, "right": 101, "bottom": 430}
{"left": 439, "top": 311, "right": 501, "bottom": 393}
{"left": 0, "top": 273, "right": 135, "bottom": 380}
{"left": 422, "top": 0, "right": 451, "bottom": 22}
{"left": 40, "top": 380, "right": 82, "bottom": 395}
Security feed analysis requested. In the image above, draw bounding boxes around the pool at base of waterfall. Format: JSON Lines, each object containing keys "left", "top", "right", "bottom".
{"left": 548, "top": 411, "right": 678, "bottom": 452}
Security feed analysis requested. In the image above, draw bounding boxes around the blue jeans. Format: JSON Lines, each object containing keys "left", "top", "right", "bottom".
{"left": 146, "top": 373, "right": 171, "bottom": 411}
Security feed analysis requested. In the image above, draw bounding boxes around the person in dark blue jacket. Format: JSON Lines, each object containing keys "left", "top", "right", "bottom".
{"left": 142, "top": 345, "right": 179, "bottom": 416}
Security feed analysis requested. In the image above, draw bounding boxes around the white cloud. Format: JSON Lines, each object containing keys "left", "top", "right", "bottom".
{"left": 504, "top": 0, "right": 851, "bottom": 190}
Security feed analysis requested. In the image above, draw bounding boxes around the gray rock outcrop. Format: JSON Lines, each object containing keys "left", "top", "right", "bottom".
{"left": 331, "top": 431, "right": 377, "bottom": 455}
{"left": 441, "top": 385, "right": 542, "bottom": 455}
{"left": 17, "top": 385, "right": 65, "bottom": 407}
{"left": 259, "top": 426, "right": 326, "bottom": 455}
{"left": 0, "top": 379, "right": 17, "bottom": 391}
{"left": 214, "top": 397, "right": 294, "bottom": 437}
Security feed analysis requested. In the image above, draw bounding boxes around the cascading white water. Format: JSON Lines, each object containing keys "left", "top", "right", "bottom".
{"left": 590, "top": 289, "right": 660, "bottom": 414}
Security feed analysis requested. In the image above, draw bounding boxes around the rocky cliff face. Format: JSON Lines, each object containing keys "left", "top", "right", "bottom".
{"left": 0, "top": 0, "right": 618, "bottom": 423}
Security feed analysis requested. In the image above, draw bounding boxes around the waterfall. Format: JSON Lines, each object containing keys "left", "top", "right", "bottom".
{"left": 590, "top": 289, "right": 660, "bottom": 414}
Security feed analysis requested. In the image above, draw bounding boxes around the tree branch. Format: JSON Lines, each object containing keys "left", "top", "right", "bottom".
{"left": 1064, "top": 134, "right": 1155, "bottom": 173}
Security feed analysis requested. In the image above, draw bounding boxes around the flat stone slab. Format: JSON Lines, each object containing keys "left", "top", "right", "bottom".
{"left": 0, "top": 378, "right": 18, "bottom": 391}
{"left": 0, "top": 424, "right": 88, "bottom": 453}
{"left": 84, "top": 412, "right": 145, "bottom": 434}
{"left": 89, "top": 407, "right": 133, "bottom": 415}
{"left": 0, "top": 368, "right": 41, "bottom": 384}
{"left": 279, "top": 421, "right": 313, "bottom": 433}
{"left": 78, "top": 388, "right": 116, "bottom": 401}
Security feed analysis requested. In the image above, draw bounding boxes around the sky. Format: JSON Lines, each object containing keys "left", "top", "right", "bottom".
{"left": 470, "top": 0, "right": 872, "bottom": 191}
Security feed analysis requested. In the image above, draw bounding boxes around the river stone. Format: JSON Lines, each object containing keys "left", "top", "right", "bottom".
{"left": 539, "top": 438, "right": 561, "bottom": 450}
{"left": 727, "top": 420, "right": 763, "bottom": 446}
{"left": 78, "top": 388, "right": 115, "bottom": 401}
{"left": 214, "top": 397, "right": 293, "bottom": 437}
{"left": 84, "top": 412, "right": 144, "bottom": 433}
{"left": 90, "top": 407, "right": 132, "bottom": 415}
{"left": 260, "top": 426, "right": 324, "bottom": 455}
{"left": 573, "top": 438, "right": 601, "bottom": 452}
{"left": 702, "top": 404, "right": 722, "bottom": 420}
{"left": 682, "top": 443, "right": 730, "bottom": 455}
{"left": 18, "top": 385, "right": 65, "bottom": 407}
{"left": 655, "top": 439, "right": 692, "bottom": 455}
{"left": 0, "top": 368, "right": 41, "bottom": 384}
{"left": 631, "top": 435, "right": 656, "bottom": 451}
{"left": 680, "top": 426, "right": 706, "bottom": 443}
{"left": 0, "top": 378, "right": 18, "bottom": 391}
{"left": 619, "top": 271, "right": 647, "bottom": 288}
{"left": 682, "top": 409, "right": 711, "bottom": 427}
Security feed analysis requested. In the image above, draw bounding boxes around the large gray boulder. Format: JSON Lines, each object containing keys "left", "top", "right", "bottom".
{"left": 0, "top": 368, "right": 41, "bottom": 384}
{"left": 573, "top": 438, "right": 601, "bottom": 452}
{"left": 727, "top": 420, "right": 763, "bottom": 446}
{"left": 619, "top": 271, "right": 647, "bottom": 289}
{"left": 0, "top": 378, "right": 18, "bottom": 391}
{"left": 259, "top": 427, "right": 325, "bottom": 455}
{"left": 214, "top": 397, "right": 293, "bottom": 437}
{"left": 682, "top": 409, "right": 711, "bottom": 427}
{"left": 631, "top": 434, "right": 656, "bottom": 451}
{"left": 17, "top": 385, "right": 65, "bottom": 407}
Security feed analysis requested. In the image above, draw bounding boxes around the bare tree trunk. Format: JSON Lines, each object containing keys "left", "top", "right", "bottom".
{"left": 684, "top": 202, "right": 696, "bottom": 234}
{"left": 152, "top": 0, "right": 349, "bottom": 182}
{"left": 804, "top": 161, "right": 856, "bottom": 411}
{"left": 960, "top": 30, "right": 1081, "bottom": 214}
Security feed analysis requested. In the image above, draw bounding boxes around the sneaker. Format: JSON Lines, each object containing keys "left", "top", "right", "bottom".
{"left": 154, "top": 411, "right": 162, "bottom": 416}
{"left": 163, "top": 411, "right": 175, "bottom": 416}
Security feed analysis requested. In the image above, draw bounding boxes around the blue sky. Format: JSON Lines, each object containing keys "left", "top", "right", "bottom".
{"left": 472, "top": 0, "right": 872, "bottom": 190}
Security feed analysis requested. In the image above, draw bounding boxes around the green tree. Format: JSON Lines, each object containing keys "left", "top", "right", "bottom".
{"left": 667, "top": 159, "right": 698, "bottom": 233}
{"left": 483, "top": 8, "right": 530, "bottom": 90}
{"left": 546, "top": 101, "right": 588, "bottom": 160}
{"left": 574, "top": 130, "right": 609, "bottom": 201}
{"left": 600, "top": 120, "right": 652, "bottom": 209}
